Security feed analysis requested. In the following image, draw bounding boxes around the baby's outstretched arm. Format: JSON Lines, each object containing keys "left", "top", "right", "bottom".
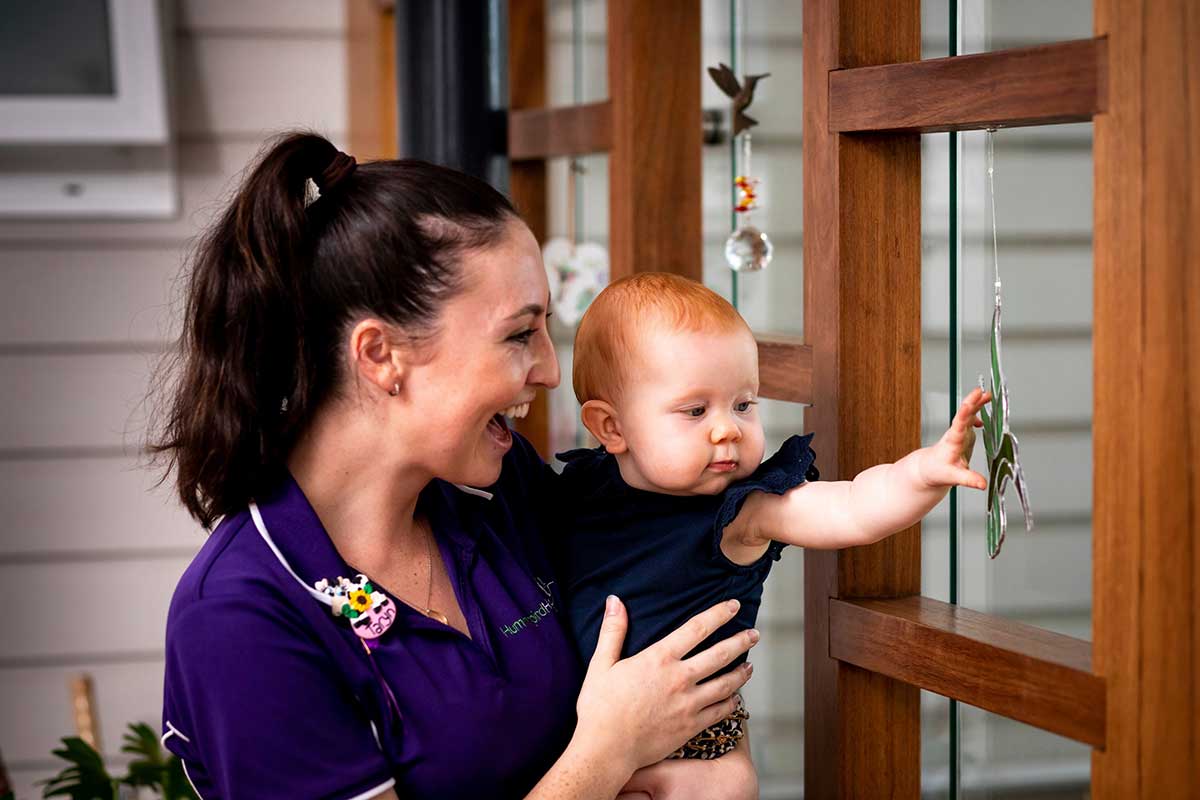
{"left": 727, "top": 388, "right": 990, "bottom": 553}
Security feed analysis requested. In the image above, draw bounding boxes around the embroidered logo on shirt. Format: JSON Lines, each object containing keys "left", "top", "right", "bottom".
{"left": 500, "top": 577, "right": 558, "bottom": 637}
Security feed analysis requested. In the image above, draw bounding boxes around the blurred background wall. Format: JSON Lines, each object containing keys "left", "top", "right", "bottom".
{"left": 0, "top": 2, "right": 347, "bottom": 796}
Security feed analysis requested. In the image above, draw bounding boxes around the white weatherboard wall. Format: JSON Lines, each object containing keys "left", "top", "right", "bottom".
{"left": 0, "top": 2, "right": 347, "bottom": 796}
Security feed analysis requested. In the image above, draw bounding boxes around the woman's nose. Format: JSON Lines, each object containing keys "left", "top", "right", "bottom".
{"left": 529, "top": 326, "right": 561, "bottom": 388}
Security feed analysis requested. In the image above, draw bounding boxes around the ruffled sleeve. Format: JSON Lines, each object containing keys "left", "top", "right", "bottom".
{"left": 712, "top": 433, "right": 819, "bottom": 564}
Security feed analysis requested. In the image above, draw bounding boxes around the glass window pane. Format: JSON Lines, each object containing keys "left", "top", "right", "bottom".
{"left": 956, "top": 124, "right": 1093, "bottom": 641}
{"left": 921, "top": 126, "right": 955, "bottom": 798}
{"left": 703, "top": 4, "right": 806, "bottom": 789}
{"left": 0, "top": 1, "right": 115, "bottom": 96}
{"left": 745, "top": 396, "right": 806, "bottom": 787}
{"left": 702, "top": 0, "right": 803, "bottom": 335}
{"left": 920, "top": 2, "right": 954, "bottom": 794}
{"left": 924, "top": 3, "right": 1093, "bottom": 797}
{"left": 544, "top": 1, "right": 609, "bottom": 457}
{"left": 547, "top": 0, "right": 607, "bottom": 106}
{"left": 959, "top": 704, "right": 1091, "bottom": 800}
{"left": 544, "top": 151, "right": 610, "bottom": 456}
{"left": 960, "top": 0, "right": 1092, "bottom": 54}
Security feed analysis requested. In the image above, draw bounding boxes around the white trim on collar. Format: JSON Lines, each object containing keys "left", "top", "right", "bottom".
{"left": 348, "top": 778, "right": 398, "bottom": 800}
{"left": 453, "top": 484, "right": 494, "bottom": 500}
{"left": 249, "top": 502, "right": 336, "bottom": 607}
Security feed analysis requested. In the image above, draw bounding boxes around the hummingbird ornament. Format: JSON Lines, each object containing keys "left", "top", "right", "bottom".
{"left": 709, "top": 62, "right": 774, "bottom": 272}
{"left": 707, "top": 63, "right": 771, "bottom": 137}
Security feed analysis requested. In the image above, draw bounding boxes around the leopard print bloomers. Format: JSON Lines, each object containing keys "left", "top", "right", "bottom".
{"left": 667, "top": 694, "right": 751, "bottom": 760}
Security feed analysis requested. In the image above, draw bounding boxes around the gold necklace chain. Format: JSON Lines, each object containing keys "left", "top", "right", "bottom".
{"left": 352, "top": 517, "right": 448, "bottom": 626}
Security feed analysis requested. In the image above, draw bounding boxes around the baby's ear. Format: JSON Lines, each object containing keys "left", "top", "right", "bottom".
{"left": 580, "top": 400, "right": 627, "bottom": 454}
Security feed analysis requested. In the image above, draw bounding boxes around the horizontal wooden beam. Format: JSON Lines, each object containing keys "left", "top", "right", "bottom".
{"left": 756, "top": 336, "right": 812, "bottom": 405}
{"left": 508, "top": 101, "right": 612, "bottom": 160}
{"left": 830, "top": 596, "right": 1106, "bottom": 747}
{"left": 829, "top": 37, "right": 1107, "bottom": 133}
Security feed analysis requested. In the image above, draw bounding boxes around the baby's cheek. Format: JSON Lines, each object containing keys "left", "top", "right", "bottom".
{"left": 648, "top": 443, "right": 709, "bottom": 490}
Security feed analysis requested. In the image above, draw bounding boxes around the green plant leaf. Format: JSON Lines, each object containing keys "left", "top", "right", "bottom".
{"left": 162, "top": 755, "right": 200, "bottom": 800}
{"left": 121, "top": 722, "right": 166, "bottom": 789}
{"left": 38, "top": 737, "right": 116, "bottom": 800}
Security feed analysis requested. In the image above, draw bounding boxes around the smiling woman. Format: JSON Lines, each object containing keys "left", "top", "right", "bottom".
{"left": 147, "top": 131, "right": 760, "bottom": 800}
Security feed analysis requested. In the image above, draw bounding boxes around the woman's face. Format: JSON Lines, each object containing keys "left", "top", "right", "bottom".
{"left": 402, "top": 219, "right": 559, "bottom": 487}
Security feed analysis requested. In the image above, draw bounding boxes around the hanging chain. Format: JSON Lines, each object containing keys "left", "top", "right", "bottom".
{"left": 987, "top": 128, "right": 1001, "bottom": 304}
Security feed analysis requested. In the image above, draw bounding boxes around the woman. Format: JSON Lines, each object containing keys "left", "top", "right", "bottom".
{"left": 152, "top": 133, "right": 759, "bottom": 799}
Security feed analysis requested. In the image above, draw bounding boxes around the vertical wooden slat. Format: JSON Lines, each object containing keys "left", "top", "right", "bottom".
{"left": 802, "top": 0, "right": 841, "bottom": 793}
{"left": 508, "top": 0, "right": 552, "bottom": 457}
{"left": 1092, "top": 0, "right": 1199, "bottom": 796}
{"left": 606, "top": 0, "right": 702, "bottom": 281}
{"left": 347, "top": 0, "right": 398, "bottom": 161}
{"left": 69, "top": 673, "right": 101, "bottom": 752}
{"left": 804, "top": 0, "right": 923, "bottom": 797}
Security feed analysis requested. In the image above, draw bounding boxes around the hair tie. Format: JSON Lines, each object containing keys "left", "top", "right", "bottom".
{"left": 315, "top": 150, "right": 357, "bottom": 194}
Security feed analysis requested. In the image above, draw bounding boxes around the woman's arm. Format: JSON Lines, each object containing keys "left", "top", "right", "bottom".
{"left": 525, "top": 596, "right": 757, "bottom": 800}
{"left": 372, "top": 701, "right": 758, "bottom": 800}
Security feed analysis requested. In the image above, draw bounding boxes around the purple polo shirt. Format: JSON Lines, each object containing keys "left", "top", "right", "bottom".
{"left": 161, "top": 434, "right": 584, "bottom": 799}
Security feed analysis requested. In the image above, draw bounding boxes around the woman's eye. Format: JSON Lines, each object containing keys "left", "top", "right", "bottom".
{"left": 508, "top": 329, "right": 537, "bottom": 344}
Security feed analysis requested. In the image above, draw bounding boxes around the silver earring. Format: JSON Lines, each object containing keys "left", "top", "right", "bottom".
{"left": 389, "top": 382, "right": 400, "bottom": 397}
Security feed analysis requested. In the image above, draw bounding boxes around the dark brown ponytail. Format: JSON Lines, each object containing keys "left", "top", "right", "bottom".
{"left": 150, "top": 132, "right": 517, "bottom": 528}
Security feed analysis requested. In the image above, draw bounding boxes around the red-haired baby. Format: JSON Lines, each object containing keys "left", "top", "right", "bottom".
{"left": 553, "top": 272, "right": 989, "bottom": 796}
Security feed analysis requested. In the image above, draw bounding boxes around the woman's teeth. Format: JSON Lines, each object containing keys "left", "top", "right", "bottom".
{"left": 501, "top": 402, "right": 530, "bottom": 420}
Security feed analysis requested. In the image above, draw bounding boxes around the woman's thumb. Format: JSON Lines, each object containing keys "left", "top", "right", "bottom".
{"left": 586, "top": 595, "right": 628, "bottom": 675}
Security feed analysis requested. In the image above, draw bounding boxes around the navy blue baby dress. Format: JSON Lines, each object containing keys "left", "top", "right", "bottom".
{"left": 553, "top": 434, "right": 818, "bottom": 677}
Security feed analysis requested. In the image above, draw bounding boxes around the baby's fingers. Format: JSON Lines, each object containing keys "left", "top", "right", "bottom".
{"left": 944, "top": 390, "right": 989, "bottom": 444}
{"left": 953, "top": 467, "right": 988, "bottom": 491}
{"left": 926, "top": 461, "right": 987, "bottom": 490}
{"left": 954, "top": 388, "right": 990, "bottom": 425}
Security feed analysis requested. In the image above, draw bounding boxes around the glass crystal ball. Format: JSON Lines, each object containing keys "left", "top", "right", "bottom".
{"left": 724, "top": 225, "right": 773, "bottom": 272}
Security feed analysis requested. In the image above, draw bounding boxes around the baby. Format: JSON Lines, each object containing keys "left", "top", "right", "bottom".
{"left": 552, "top": 273, "right": 988, "bottom": 788}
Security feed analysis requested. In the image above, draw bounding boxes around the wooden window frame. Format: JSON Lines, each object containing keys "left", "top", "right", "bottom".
{"left": 802, "top": 0, "right": 1198, "bottom": 797}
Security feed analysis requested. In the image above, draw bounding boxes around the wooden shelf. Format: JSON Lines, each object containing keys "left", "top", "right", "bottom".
{"left": 829, "top": 37, "right": 1107, "bottom": 133}
{"left": 508, "top": 101, "right": 612, "bottom": 160}
{"left": 756, "top": 335, "right": 813, "bottom": 405}
{"left": 829, "top": 596, "right": 1106, "bottom": 747}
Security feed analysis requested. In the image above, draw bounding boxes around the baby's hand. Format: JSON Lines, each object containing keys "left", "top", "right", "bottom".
{"left": 916, "top": 387, "right": 991, "bottom": 491}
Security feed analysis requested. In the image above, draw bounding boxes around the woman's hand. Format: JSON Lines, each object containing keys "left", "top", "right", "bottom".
{"left": 619, "top": 732, "right": 758, "bottom": 800}
{"left": 572, "top": 596, "right": 758, "bottom": 781}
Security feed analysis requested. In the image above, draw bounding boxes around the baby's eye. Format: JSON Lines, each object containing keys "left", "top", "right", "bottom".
{"left": 735, "top": 400, "right": 756, "bottom": 413}
{"left": 683, "top": 406, "right": 706, "bottom": 418}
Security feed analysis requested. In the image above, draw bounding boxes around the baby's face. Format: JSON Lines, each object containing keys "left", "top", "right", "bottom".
{"left": 615, "top": 325, "right": 765, "bottom": 495}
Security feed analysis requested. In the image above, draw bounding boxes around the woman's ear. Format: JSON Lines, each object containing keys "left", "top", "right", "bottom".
{"left": 349, "top": 318, "right": 406, "bottom": 396}
{"left": 580, "top": 400, "right": 627, "bottom": 453}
